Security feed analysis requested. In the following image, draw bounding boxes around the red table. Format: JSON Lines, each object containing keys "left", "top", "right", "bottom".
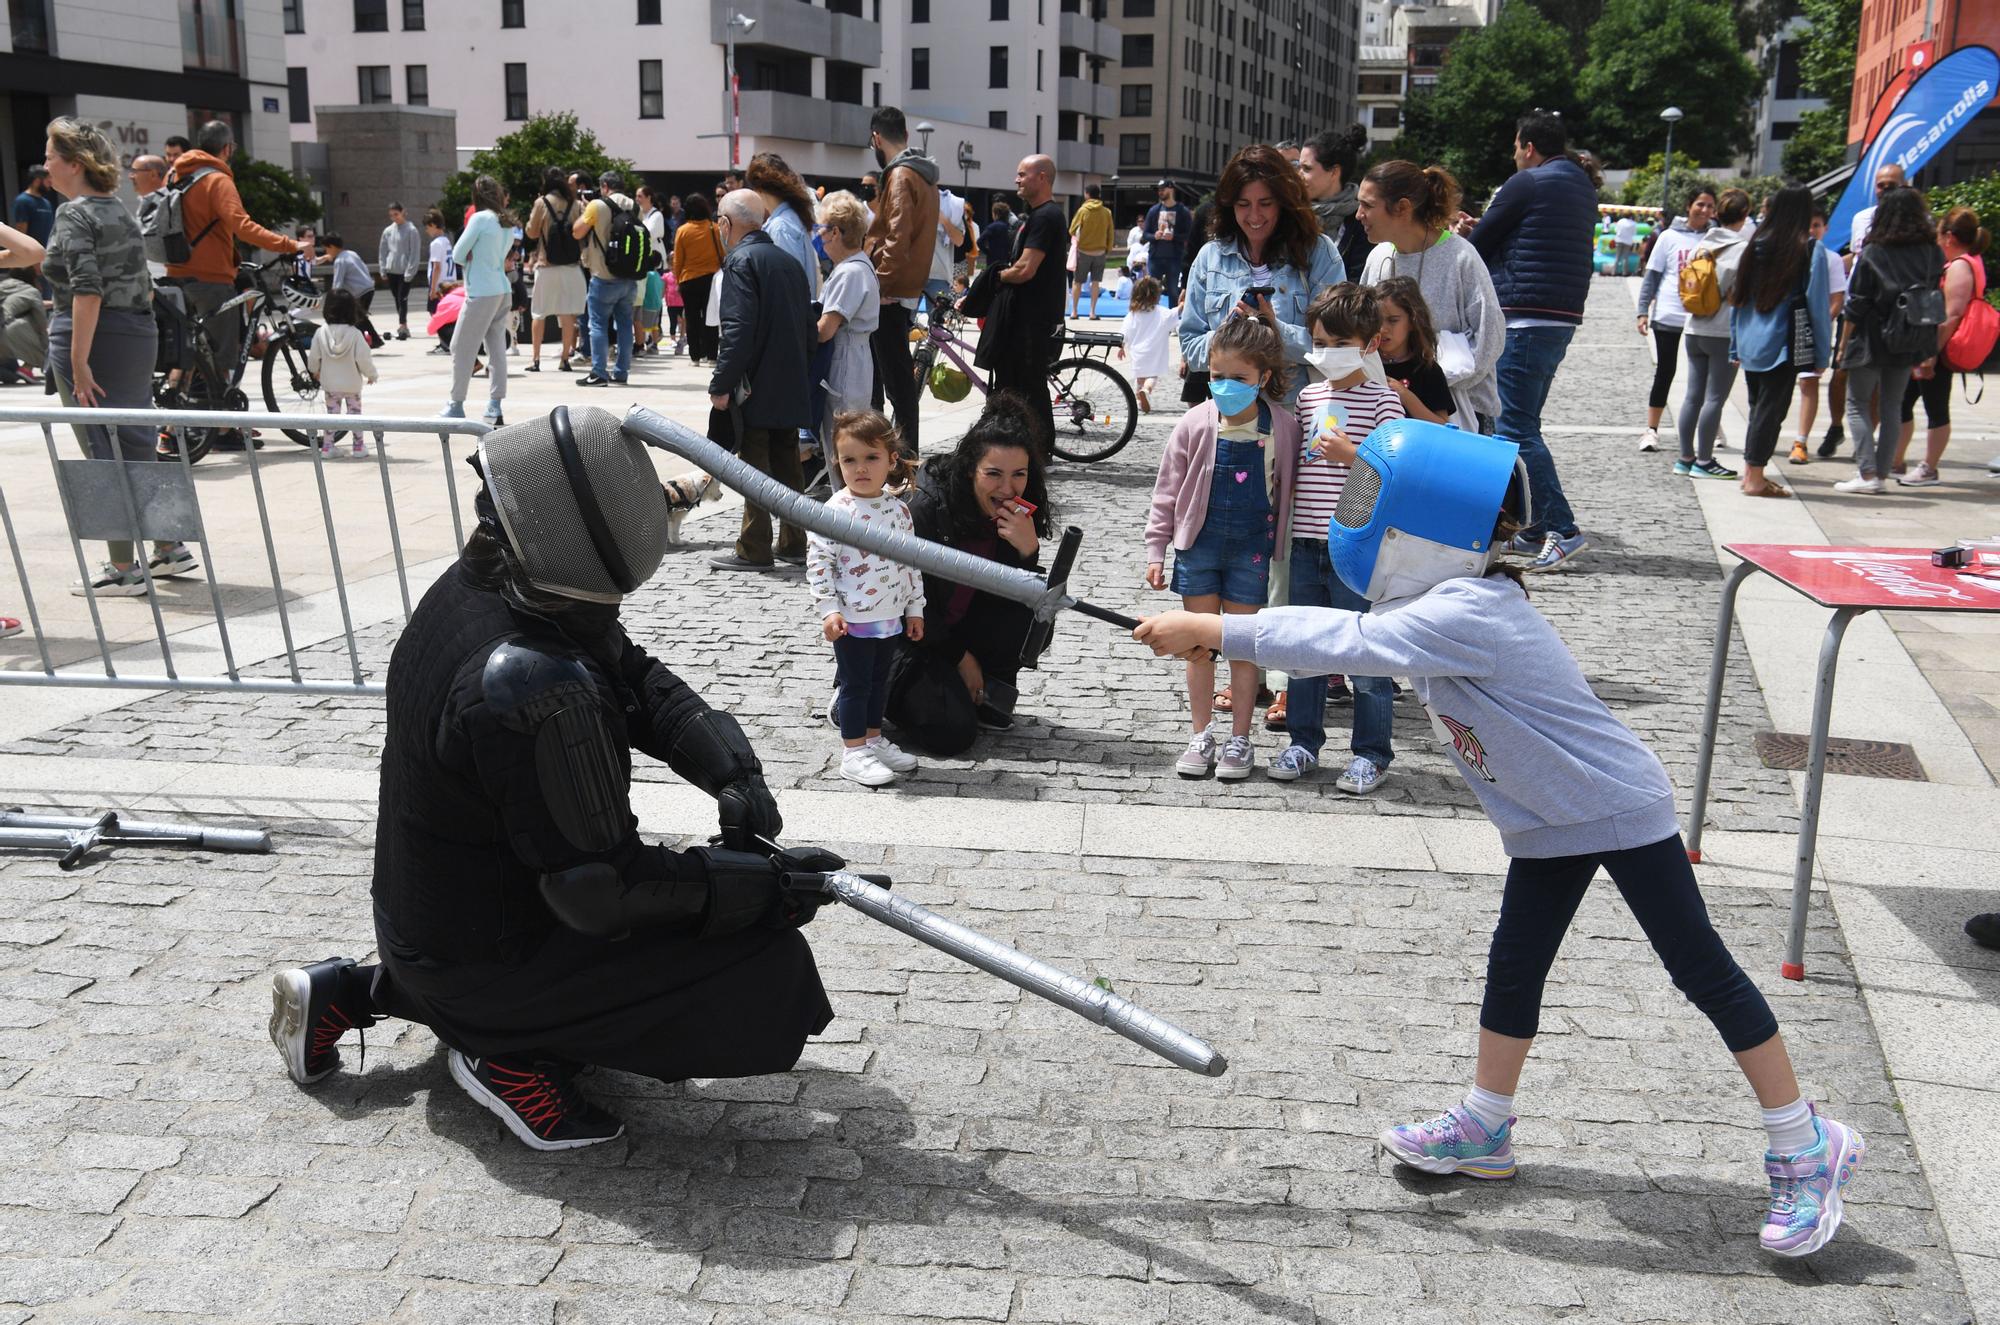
{"left": 1687, "top": 544, "right": 2000, "bottom": 980}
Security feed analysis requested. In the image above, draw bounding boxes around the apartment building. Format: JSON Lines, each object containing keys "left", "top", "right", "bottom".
{"left": 286, "top": 0, "right": 1113, "bottom": 206}
{"left": 1105, "top": 0, "right": 1358, "bottom": 215}
{"left": 1745, "top": 16, "right": 1825, "bottom": 176}
{"left": 2, "top": 0, "right": 292, "bottom": 205}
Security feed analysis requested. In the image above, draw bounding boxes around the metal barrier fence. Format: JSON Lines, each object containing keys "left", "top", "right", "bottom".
{"left": 0, "top": 405, "right": 491, "bottom": 697}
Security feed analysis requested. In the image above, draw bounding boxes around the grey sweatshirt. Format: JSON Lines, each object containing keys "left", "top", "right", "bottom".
{"left": 1361, "top": 234, "right": 1505, "bottom": 421}
{"left": 1221, "top": 574, "right": 1680, "bottom": 857}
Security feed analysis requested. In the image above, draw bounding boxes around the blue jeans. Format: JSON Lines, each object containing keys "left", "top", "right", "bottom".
{"left": 587, "top": 276, "right": 636, "bottom": 380}
{"left": 1152, "top": 250, "right": 1183, "bottom": 305}
{"left": 1495, "top": 324, "right": 1576, "bottom": 539}
{"left": 1284, "top": 538, "right": 1393, "bottom": 767}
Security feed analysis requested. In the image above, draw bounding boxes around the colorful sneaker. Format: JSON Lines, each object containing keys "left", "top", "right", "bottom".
{"left": 866, "top": 735, "right": 918, "bottom": 773}
{"left": 447, "top": 1049, "right": 624, "bottom": 1151}
{"left": 268, "top": 956, "right": 368, "bottom": 1085}
{"left": 1215, "top": 734, "right": 1255, "bottom": 780}
{"left": 1175, "top": 730, "right": 1218, "bottom": 778}
{"left": 1335, "top": 755, "right": 1387, "bottom": 795}
{"left": 1379, "top": 1107, "right": 1517, "bottom": 1179}
{"left": 1788, "top": 441, "right": 1811, "bottom": 466}
{"left": 1527, "top": 531, "right": 1588, "bottom": 573}
{"left": 1268, "top": 745, "right": 1318, "bottom": 782}
{"left": 1760, "top": 1110, "right": 1865, "bottom": 1257}
{"left": 1692, "top": 458, "right": 1739, "bottom": 480}
{"left": 1671, "top": 459, "right": 1695, "bottom": 476}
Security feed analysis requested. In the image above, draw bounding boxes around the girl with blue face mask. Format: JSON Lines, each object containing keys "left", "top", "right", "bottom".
{"left": 1142, "top": 315, "right": 1301, "bottom": 782}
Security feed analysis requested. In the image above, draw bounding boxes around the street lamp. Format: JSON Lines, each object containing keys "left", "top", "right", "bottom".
{"left": 1659, "top": 106, "right": 1684, "bottom": 219}
{"left": 723, "top": 10, "right": 757, "bottom": 173}
{"left": 916, "top": 121, "right": 936, "bottom": 155}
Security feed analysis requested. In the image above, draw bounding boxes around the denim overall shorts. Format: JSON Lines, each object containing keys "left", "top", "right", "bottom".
{"left": 1171, "top": 404, "right": 1277, "bottom": 606}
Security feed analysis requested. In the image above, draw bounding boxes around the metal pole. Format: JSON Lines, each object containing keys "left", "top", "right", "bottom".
{"left": 1784, "top": 608, "right": 1860, "bottom": 982}
{"left": 1661, "top": 119, "right": 1676, "bottom": 218}
{"left": 1686, "top": 559, "right": 1755, "bottom": 863}
{"left": 725, "top": 29, "right": 737, "bottom": 175}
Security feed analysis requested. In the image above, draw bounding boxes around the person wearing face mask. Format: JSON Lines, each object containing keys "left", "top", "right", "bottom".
{"left": 862, "top": 108, "right": 940, "bottom": 454}
{"left": 1267, "top": 284, "right": 1405, "bottom": 791}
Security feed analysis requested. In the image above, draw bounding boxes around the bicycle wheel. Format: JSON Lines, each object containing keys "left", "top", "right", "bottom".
{"left": 261, "top": 334, "right": 336, "bottom": 446}
{"left": 1046, "top": 357, "right": 1137, "bottom": 463}
{"left": 155, "top": 358, "right": 228, "bottom": 465}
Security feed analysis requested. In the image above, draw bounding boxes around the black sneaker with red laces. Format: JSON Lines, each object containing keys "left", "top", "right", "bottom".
{"left": 447, "top": 1050, "right": 625, "bottom": 1151}
{"left": 269, "top": 956, "right": 370, "bottom": 1084}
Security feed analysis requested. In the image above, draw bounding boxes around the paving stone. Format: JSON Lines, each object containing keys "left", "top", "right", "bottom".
{"left": 844, "top": 1265, "right": 1017, "bottom": 1321}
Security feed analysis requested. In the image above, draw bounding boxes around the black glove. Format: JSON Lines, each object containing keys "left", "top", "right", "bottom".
{"left": 769, "top": 844, "right": 845, "bottom": 929}
{"left": 716, "top": 774, "right": 782, "bottom": 852}
{"left": 688, "top": 845, "right": 787, "bottom": 938}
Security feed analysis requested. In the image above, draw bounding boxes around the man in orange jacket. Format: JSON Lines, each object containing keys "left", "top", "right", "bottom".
{"left": 166, "top": 120, "right": 305, "bottom": 389}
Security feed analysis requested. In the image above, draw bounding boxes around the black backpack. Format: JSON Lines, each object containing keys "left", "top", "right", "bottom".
{"left": 539, "top": 196, "right": 581, "bottom": 266}
{"left": 1881, "top": 281, "right": 1947, "bottom": 359}
{"left": 595, "top": 196, "right": 652, "bottom": 281}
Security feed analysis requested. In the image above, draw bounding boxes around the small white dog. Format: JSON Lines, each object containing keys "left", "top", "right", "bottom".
{"left": 663, "top": 473, "right": 723, "bottom": 545}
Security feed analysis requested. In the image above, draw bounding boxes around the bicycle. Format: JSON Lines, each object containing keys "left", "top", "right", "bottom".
{"left": 154, "top": 260, "right": 329, "bottom": 462}
{"left": 910, "top": 299, "right": 1137, "bottom": 463}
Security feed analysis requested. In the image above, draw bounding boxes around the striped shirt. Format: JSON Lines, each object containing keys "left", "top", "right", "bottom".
{"left": 1290, "top": 379, "right": 1404, "bottom": 542}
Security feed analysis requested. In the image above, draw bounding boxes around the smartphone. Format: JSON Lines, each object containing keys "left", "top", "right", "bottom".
{"left": 1241, "top": 285, "right": 1276, "bottom": 303}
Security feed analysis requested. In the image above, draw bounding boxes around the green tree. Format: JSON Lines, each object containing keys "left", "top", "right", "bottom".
{"left": 1421, "top": 3, "right": 1578, "bottom": 198}
{"left": 439, "top": 111, "right": 633, "bottom": 233}
{"left": 1522, "top": 0, "right": 1605, "bottom": 62}
{"left": 232, "top": 150, "right": 320, "bottom": 229}
{"left": 1618, "top": 150, "right": 1716, "bottom": 212}
{"left": 1578, "top": 0, "right": 1760, "bottom": 168}
{"left": 1781, "top": 0, "right": 1861, "bottom": 180}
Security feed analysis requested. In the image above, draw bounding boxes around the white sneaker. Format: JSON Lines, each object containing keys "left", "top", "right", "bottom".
{"left": 1335, "top": 755, "right": 1387, "bottom": 795}
{"left": 839, "top": 746, "right": 895, "bottom": 786}
{"left": 865, "top": 735, "right": 918, "bottom": 773}
{"left": 1637, "top": 427, "right": 1659, "bottom": 453}
{"left": 1897, "top": 463, "right": 1940, "bottom": 487}
{"left": 1833, "top": 475, "right": 1885, "bottom": 495}
{"left": 1175, "top": 730, "right": 1218, "bottom": 778}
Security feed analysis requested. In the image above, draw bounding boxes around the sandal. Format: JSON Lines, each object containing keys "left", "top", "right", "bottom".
{"left": 1264, "top": 693, "right": 1288, "bottom": 731}
{"left": 1742, "top": 481, "right": 1792, "bottom": 499}
{"left": 1213, "top": 685, "right": 1234, "bottom": 713}
{"left": 525, "top": 361, "right": 541, "bottom": 373}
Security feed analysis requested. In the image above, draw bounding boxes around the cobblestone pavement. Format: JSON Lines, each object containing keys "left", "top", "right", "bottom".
{"left": 0, "top": 285, "right": 1973, "bottom": 1322}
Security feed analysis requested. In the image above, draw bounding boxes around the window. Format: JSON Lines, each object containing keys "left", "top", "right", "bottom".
{"left": 406, "top": 63, "right": 428, "bottom": 103}
{"left": 1121, "top": 33, "right": 1152, "bottom": 66}
{"left": 354, "top": 0, "right": 386, "bottom": 31}
{"left": 504, "top": 61, "right": 527, "bottom": 118}
{"left": 1125, "top": 0, "right": 1153, "bottom": 11}
{"left": 282, "top": 0, "right": 302, "bottom": 33}
{"left": 287, "top": 66, "right": 311, "bottom": 121}
{"left": 911, "top": 46, "right": 929, "bottom": 89}
{"left": 358, "top": 64, "right": 392, "bottom": 102}
{"left": 639, "top": 59, "right": 663, "bottom": 118}
{"left": 1119, "top": 133, "right": 1150, "bottom": 167}
{"left": 1370, "top": 106, "right": 1399, "bottom": 129}
{"left": 990, "top": 45, "right": 1008, "bottom": 88}
{"left": 501, "top": 0, "right": 523, "bottom": 27}
{"left": 1120, "top": 83, "right": 1151, "bottom": 116}
{"left": 911, "top": 0, "right": 927, "bottom": 18}
{"left": 402, "top": 0, "right": 422, "bottom": 27}
{"left": 990, "top": 0, "right": 1007, "bottom": 16}
{"left": 183, "top": 0, "right": 244, "bottom": 71}
{"left": 638, "top": 0, "right": 660, "bottom": 20}
{"left": 989, "top": 110, "right": 1008, "bottom": 130}
{"left": 827, "top": 60, "right": 863, "bottom": 103}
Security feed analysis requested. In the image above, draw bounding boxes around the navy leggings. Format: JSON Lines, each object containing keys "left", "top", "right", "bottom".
{"left": 832, "top": 633, "right": 896, "bottom": 741}
{"left": 1481, "top": 834, "right": 1779, "bottom": 1053}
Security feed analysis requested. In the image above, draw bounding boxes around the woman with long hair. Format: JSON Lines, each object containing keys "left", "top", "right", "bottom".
{"left": 746, "top": 151, "right": 821, "bottom": 298}
{"left": 1726, "top": 184, "right": 1831, "bottom": 499}
{"left": 441, "top": 174, "right": 515, "bottom": 425}
{"left": 672, "top": 192, "right": 725, "bottom": 364}
{"left": 1892, "top": 205, "right": 1989, "bottom": 485}
{"left": 1178, "top": 143, "right": 1346, "bottom": 400}
{"left": 524, "top": 165, "right": 583, "bottom": 372}
{"left": 1356, "top": 160, "right": 1505, "bottom": 429}
{"left": 1834, "top": 186, "right": 1941, "bottom": 494}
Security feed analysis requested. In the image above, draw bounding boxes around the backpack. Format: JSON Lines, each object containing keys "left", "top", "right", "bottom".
{"left": 1881, "top": 279, "right": 1947, "bottom": 359}
{"left": 1678, "top": 246, "right": 1721, "bottom": 318}
{"left": 539, "top": 196, "right": 581, "bottom": 266}
{"left": 594, "top": 196, "right": 652, "bottom": 281}
{"left": 1942, "top": 257, "right": 1998, "bottom": 373}
{"left": 152, "top": 166, "right": 219, "bottom": 266}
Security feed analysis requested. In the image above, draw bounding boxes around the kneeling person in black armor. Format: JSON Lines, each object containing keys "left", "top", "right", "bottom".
{"left": 268, "top": 405, "right": 837, "bottom": 1150}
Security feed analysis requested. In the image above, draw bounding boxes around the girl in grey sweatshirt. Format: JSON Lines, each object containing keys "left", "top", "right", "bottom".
{"left": 1136, "top": 565, "right": 1864, "bottom": 1259}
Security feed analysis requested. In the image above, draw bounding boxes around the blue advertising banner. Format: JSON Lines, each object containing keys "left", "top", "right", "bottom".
{"left": 1828, "top": 44, "right": 2000, "bottom": 252}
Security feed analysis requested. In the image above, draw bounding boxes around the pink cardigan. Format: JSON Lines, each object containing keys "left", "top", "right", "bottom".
{"left": 1144, "top": 399, "right": 1300, "bottom": 565}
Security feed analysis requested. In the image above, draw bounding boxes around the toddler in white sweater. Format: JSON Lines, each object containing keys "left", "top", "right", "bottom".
{"left": 806, "top": 411, "right": 927, "bottom": 787}
{"left": 306, "top": 289, "right": 378, "bottom": 457}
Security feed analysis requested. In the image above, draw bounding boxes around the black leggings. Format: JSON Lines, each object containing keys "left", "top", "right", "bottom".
{"left": 1481, "top": 834, "right": 1779, "bottom": 1054}
{"left": 1743, "top": 364, "right": 1801, "bottom": 468}
{"left": 1899, "top": 369, "right": 1952, "bottom": 427}
{"left": 1648, "top": 324, "right": 1682, "bottom": 409}
{"left": 386, "top": 273, "right": 412, "bottom": 324}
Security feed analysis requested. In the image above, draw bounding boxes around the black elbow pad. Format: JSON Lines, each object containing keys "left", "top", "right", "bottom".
{"left": 667, "top": 709, "right": 762, "bottom": 794}
{"left": 539, "top": 855, "right": 709, "bottom": 941}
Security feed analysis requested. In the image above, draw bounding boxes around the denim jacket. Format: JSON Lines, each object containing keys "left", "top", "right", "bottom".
{"left": 1728, "top": 237, "right": 1832, "bottom": 374}
{"left": 1178, "top": 235, "right": 1347, "bottom": 395}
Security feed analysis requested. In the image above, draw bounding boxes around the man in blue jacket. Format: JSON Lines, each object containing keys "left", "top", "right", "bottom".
{"left": 1468, "top": 111, "right": 1598, "bottom": 572}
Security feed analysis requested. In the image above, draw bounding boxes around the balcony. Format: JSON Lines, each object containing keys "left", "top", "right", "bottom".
{"left": 1055, "top": 140, "right": 1115, "bottom": 177}
{"left": 728, "top": 89, "right": 873, "bottom": 147}
{"left": 1057, "top": 10, "right": 1119, "bottom": 63}
{"left": 711, "top": 0, "right": 881, "bottom": 67}
{"left": 1057, "top": 76, "right": 1116, "bottom": 120}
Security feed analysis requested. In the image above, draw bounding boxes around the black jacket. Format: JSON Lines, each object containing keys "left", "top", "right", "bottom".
{"left": 1841, "top": 240, "right": 1946, "bottom": 369}
{"left": 708, "top": 229, "right": 812, "bottom": 430}
{"left": 1468, "top": 157, "right": 1598, "bottom": 324}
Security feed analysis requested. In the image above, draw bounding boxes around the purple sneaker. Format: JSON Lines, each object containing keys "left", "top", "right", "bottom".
{"left": 1761, "top": 1108, "right": 1865, "bottom": 1257}
{"left": 1378, "top": 1107, "right": 1516, "bottom": 1179}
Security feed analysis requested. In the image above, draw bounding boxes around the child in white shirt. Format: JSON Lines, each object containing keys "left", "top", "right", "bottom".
{"left": 305, "top": 289, "right": 378, "bottom": 457}
{"left": 806, "top": 410, "right": 927, "bottom": 787}
{"left": 1118, "top": 276, "right": 1178, "bottom": 413}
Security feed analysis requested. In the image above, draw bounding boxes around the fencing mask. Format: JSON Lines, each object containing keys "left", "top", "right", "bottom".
{"left": 477, "top": 405, "right": 673, "bottom": 603}
{"left": 1328, "top": 419, "right": 1527, "bottom": 603}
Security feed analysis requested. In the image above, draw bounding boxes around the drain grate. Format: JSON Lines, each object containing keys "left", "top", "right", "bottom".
{"left": 1754, "top": 731, "right": 1928, "bottom": 781}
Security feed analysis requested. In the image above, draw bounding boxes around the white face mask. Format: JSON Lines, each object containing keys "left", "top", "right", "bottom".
{"left": 1304, "top": 346, "right": 1386, "bottom": 384}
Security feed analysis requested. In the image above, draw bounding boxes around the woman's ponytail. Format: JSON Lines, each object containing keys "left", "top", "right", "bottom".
{"left": 1421, "top": 167, "right": 1462, "bottom": 231}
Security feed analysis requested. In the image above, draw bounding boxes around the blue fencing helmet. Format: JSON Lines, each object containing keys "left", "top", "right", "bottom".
{"left": 1328, "top": 420, "right": 1528, "bottom": 602}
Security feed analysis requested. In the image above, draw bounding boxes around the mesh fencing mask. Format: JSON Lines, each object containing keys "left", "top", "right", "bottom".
{"left": 477, "top": 405, "right": 672, "bottom": 604}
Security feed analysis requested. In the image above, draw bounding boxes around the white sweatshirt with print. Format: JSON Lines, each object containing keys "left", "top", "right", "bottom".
{"left": 805, "top": 489, "right": 927, "bottom": 625}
